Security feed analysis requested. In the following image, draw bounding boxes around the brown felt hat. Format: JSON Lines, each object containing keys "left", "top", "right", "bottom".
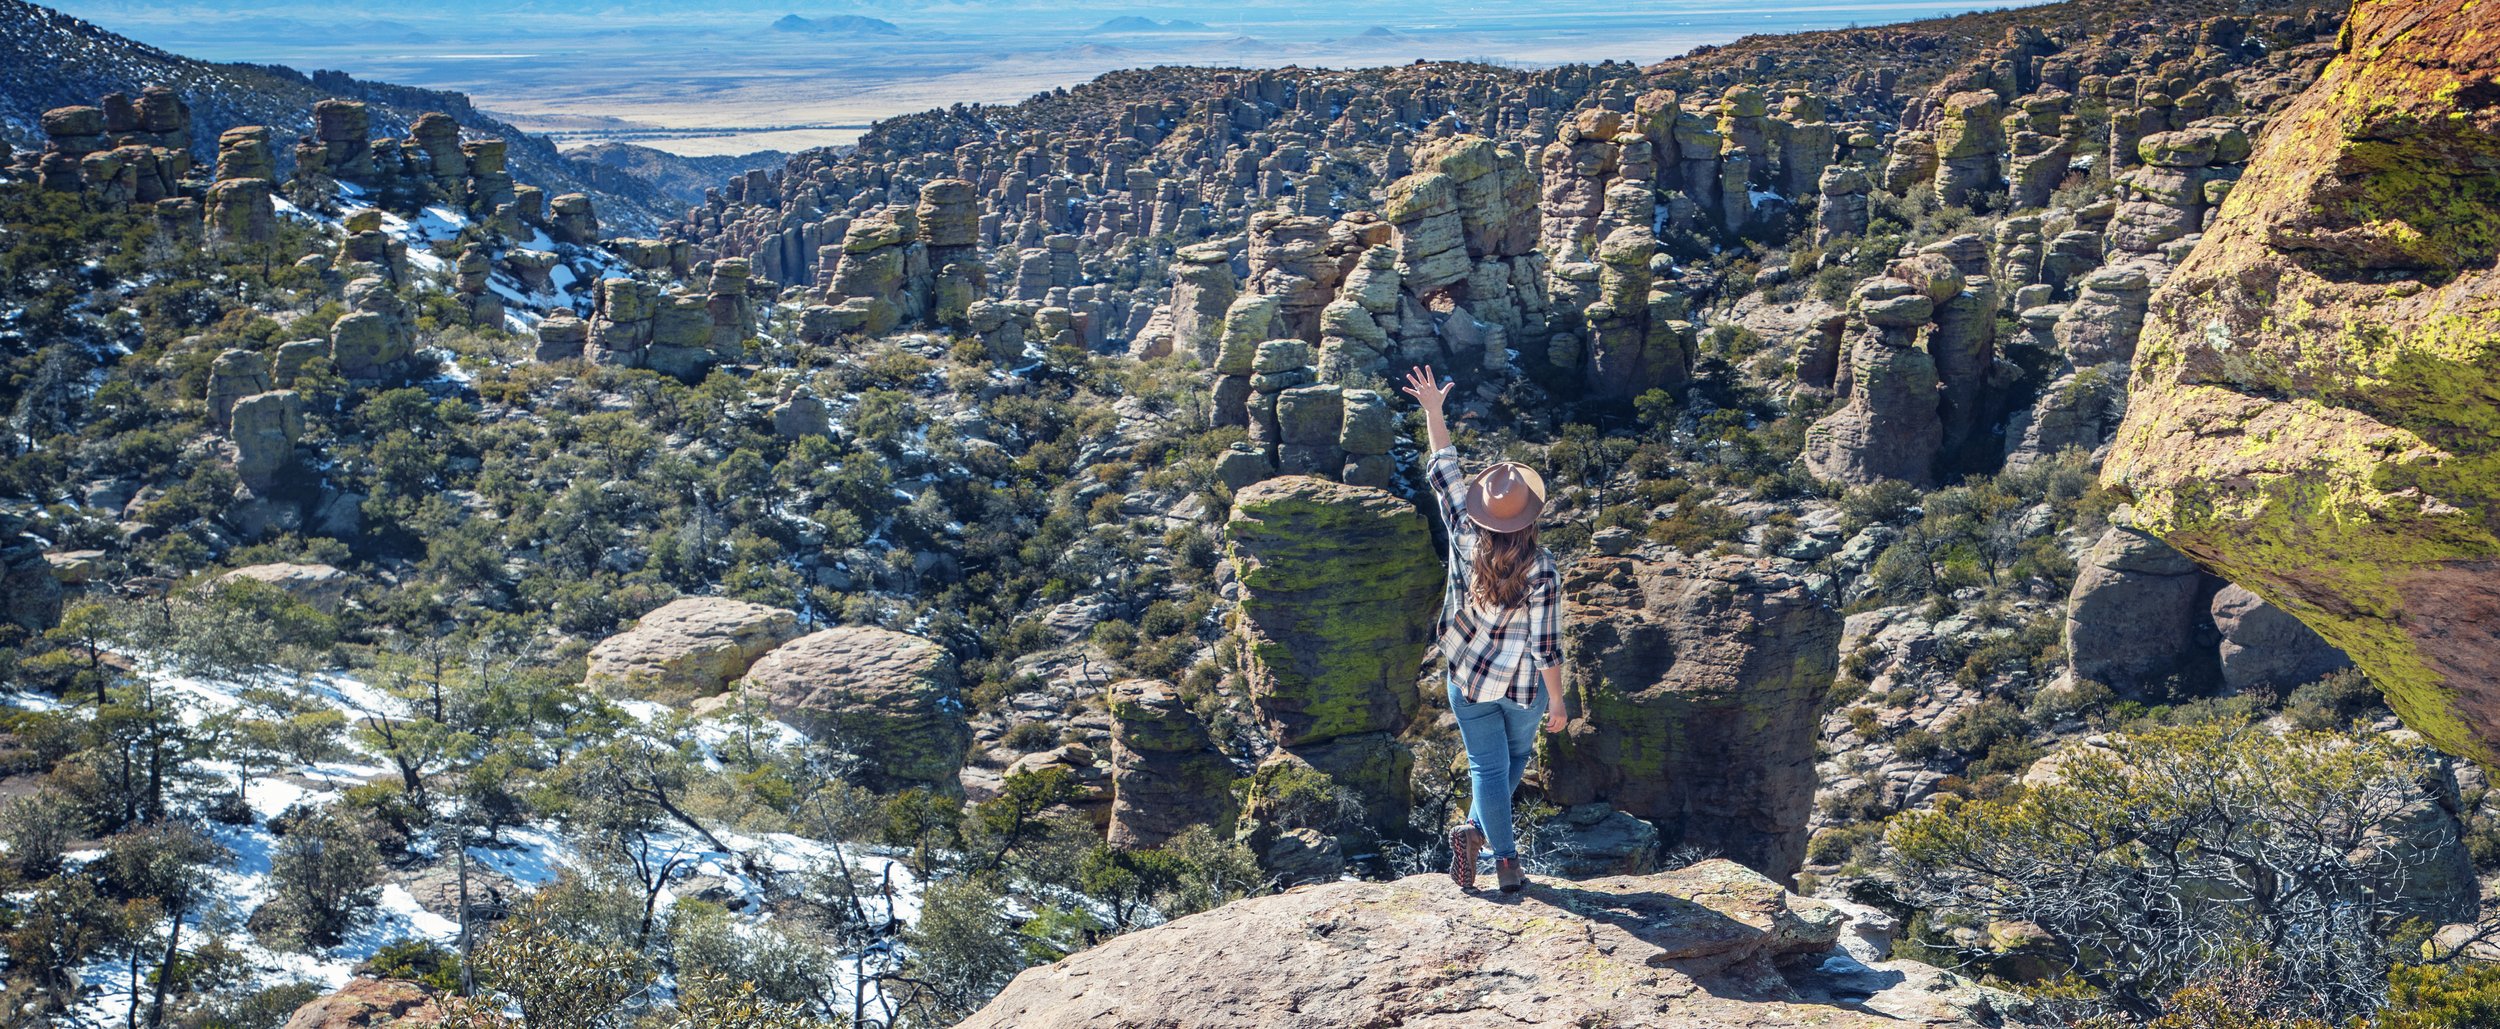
{"left": 1465, "top": 462, "right": 1547, "bottom": 534}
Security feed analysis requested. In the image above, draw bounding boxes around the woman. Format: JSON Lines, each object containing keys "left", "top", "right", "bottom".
{"left": 1400, "top": 365, "right": 1565, "bottom": 894}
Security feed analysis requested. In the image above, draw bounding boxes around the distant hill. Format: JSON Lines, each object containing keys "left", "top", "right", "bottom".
{"left": 566, "top": 141, "right": 788, "bottom": 209}
{"left": 1093, "top": 16, "right": 1212, "bottom": 33}
{"left": 771, "top": 13, "right": 905, "bottom": 36}
{"left": 0, "top": 0, "right": 683, "bottom": 231}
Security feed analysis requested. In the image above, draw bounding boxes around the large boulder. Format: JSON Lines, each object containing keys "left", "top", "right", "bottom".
{"left": 216, "top": 563, "right": 351, "bottom": 613}
{"left": 2063, "top": 518, "right": 2212, "bottom": 691}
{"left": 740, "top": 626, "right": 970, "bottom": 792}
{"left": 1105, "top": 678, "right": 1238, "bottom": 849}
{"left": 279, "top": 978, "right": 443, "bottom": 1029}
{"left": 1546, "top": 549, "right": 1840, "bottom": 885}
{"left": 583, "top": 597, "right": 801, "bottom": 697}
{"left": 960, "top": 860, "right": 2016, "bottom": 1029}
{"left": 2211, "top": 584, "right": 2352, "bottom": 691}
{"left": 2104, "top": 0, "right": 2500, "bottom": 761}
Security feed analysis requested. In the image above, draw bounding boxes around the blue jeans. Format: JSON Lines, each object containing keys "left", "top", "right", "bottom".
{"left": 1448, "top": 679, "right": 1545, "bottom": 860}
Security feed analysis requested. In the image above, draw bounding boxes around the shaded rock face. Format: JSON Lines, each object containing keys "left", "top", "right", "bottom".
{"left": 2211, "top": 584, "right": 2351, "bottom": 692}
{"left": 1105, "top": 678, "right": 1237, "bottom": 849}
{"left": 1548, "top": 549, "right": 1840, "bottom": 885}
{"left": 2103, "top": 0, "right": 2500, "bottom": 761}
{"left": 1, "top": 513, "right": 63, "bottom": 633}
{"left": 1226, "top": 476, "right": 1440, "bottom": 841}
{"left": 582, "top": 597, "right": 801, "bottom": 697}
{"left": 960, "top": 860, "right": 2015, "bottom": 1029}
{"left": 279, "top": 978, "right": 442, "bottom": 1029}
{"left": 228, "top": 389, "right": 304, "bottom": 493}
{"left": 1225, "top": 477, "right": 1439, "bottom": 747}
{"left": 740, "top": 626, "right": 971, "bottom": 793}
{"left": 2063, "top": 519, "right": 2214, "bottom": 692}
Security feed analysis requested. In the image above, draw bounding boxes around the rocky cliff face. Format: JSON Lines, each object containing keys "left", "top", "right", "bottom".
{"left": 2104, "top": 0, "right": 2500, "bottom": 762}
{"left": 958, "top": 859, "right": 2024, "bottom": 1029}
{"left": 1547, "top": 548, "right": 1841, "bottom": 885}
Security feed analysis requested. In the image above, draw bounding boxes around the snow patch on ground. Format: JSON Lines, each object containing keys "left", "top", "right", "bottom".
{"left": 11, "top": 662, "right": 921, "bottom": 1025}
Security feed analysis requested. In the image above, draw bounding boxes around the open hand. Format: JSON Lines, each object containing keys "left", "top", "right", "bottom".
{"left": 1399, "top": 365, "right": 1453, "bottom": 411}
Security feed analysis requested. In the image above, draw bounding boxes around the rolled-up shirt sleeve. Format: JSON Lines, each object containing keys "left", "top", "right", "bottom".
{"left": 1527, "top": 559, "right": 1563, "bottom": 670}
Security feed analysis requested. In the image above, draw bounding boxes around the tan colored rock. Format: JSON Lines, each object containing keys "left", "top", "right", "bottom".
{"left": 740, "top": 626, "right": 970, "bottom": 792}
{"left": 279, "top": 978, "right": 443, "bottom": 1029}
{"left": 216, "top": 563, "right": 351, "bottom": 613}
{"left": 584, "top": 597, "right": 801, "bottom": 697}
{"left": 961, "top": 860, "right": 2014, "bottom": 1029}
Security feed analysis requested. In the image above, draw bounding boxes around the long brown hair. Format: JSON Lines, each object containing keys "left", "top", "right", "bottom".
{"left": 1471, "top": 524, "right": 1539, "bottom": 609}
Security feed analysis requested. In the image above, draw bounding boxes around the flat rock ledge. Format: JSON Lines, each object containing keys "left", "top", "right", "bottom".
{"left": 959, "top": 859, "right": 2029, "bottom": 1028}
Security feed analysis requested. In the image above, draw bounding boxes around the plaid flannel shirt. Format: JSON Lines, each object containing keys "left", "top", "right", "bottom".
{"left": 1427, "top": 445, "right": 1563, "bottom": 707}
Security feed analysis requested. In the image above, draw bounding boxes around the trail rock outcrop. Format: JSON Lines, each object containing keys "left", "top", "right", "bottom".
{"left": 960, "top": 860, "right": 2019, "bottom": 1029}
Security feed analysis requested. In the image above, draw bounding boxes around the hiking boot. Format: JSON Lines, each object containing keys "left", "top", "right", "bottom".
{"left": 1447, "top": 821, "right": 1485, "bottom": 890}
{"left": 1495, "top": 857, "right": 1526, "bottom": 893}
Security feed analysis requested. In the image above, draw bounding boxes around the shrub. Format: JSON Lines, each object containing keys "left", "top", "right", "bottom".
{"left": 1002, "top": 720, "right": 1056, "bottom": 752}
{"left": 2286, "top": 668, "right": 2386, "bottom": 731}
{"left": 1891, "top": 721, "right": 2463, "bottom": 1020}
{"left": 266, "top": 805, "right": 383, "bottom": 949}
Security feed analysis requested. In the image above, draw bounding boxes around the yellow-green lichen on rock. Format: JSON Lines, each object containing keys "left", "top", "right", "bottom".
{"left": 2104, "top": 0, "right": 2500, "bottom": 763}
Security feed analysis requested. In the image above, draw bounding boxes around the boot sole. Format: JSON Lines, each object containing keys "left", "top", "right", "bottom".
{"left": 1447, "top": 824, "right": 1484, "bottom": 890}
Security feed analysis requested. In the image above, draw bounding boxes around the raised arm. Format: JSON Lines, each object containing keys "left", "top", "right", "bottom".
{"left": 1400, "top": 365, "right": 1454, "bottom": 454}
{"left": 1400, "top": 366, "right": 1467, "bottom": 531}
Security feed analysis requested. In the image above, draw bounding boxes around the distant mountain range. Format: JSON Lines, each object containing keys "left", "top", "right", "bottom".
{"left": 771, "top": 13, "right": 905, "bottom": 35}
{"left": 1093, "top": 16, "right": 1213, "bottom": 33}
{"left": 0, "top": 0, "right": 722, "bottom": 231}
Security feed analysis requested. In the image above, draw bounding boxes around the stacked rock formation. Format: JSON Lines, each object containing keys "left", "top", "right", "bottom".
{"left": 1801, "top": 235, "right": 2002, "bottom": 485}
{"left": 329, "top": 277, "right": 415, "bottom": 385}
{"left": 1105, "top": 678, "right": 1239, "bottom": 849}
{"left": 1225, "top": 476, "right": 1441, "bottom": 850}
{"left": 1218, "top": 339, "right": 1400, "bottom": 489}
{"left": 1538, "top": 109, "right": 1692, "bottom": 399}
{"left": 2105, "top": 0, "right": 2500, "bottom": 762}
{"left": 1549, "top": 549, "right": 1840, "bottom": 885}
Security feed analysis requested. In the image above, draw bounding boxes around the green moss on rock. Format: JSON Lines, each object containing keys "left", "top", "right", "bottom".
{"left": 2105, "top": 0, "right": 2500, "bottom": 764}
